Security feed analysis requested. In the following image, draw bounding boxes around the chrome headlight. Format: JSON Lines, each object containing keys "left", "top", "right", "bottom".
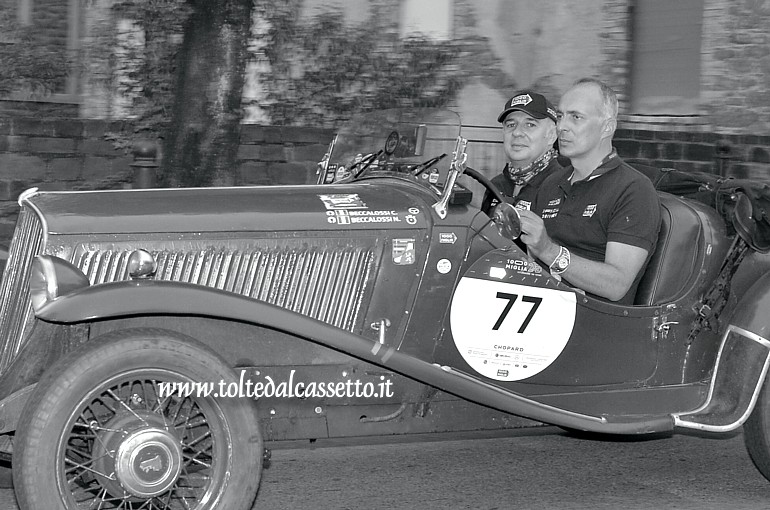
{"left": 127, "top": 249, "right": 157, "bottom": 279}
{"left": 29, "top": 255, "right": 91, "bottom": 312}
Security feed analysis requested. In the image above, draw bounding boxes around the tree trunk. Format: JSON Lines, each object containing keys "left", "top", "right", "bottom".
{"left": 161, "top": 0, "right": 253, "bottom": 187}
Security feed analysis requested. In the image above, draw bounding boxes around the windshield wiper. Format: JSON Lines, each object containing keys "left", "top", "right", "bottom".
{"left": 412, "top": 153, "right": 448, "bottom": 176}
{"left": 350, "top": 150, "right": 384, "bottom": 179}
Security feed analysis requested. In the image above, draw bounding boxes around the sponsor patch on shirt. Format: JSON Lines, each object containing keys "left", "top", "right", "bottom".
{"left": 515, "top": 200, "right": 531, "bottom": 211}
{"left": 541, "top": 207, "right": 559, "bottom": 219}
{"left": 547, "top": 198, "right": 561, "bottom": 207}
{"left": 583, "top": 204, "right": 597, "bottom": 217}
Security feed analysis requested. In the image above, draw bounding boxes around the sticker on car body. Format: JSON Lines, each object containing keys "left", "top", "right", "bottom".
{"left": 450, "top": 278, "right": 576, "bottom": 381}
{"left": 327, "top": 209, "right": 403, "bottom": 224}
{"left": 392, "top": 239, "right": 416, "bottom": 265}
{"left": 318, "top": 194, "right": 368, "bottom": 210}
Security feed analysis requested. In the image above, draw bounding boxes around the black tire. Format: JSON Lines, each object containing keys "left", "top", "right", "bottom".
{"left": 744, "top": 374, "right": 770, "bottom": 482}
{"left": 13, "top": 328, "right": 263, "bottom": 510}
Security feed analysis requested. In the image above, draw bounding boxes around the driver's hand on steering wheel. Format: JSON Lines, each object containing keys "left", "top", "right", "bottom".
{"left": 518, "top": 209, "right": 560, "bottom": 265}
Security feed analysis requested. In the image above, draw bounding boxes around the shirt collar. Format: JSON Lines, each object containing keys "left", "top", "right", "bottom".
{"left": 558, "top": 149, "right": 619, "bottom": 193}
{"left": 568, "top": 148, "right": 619, "bottom": 183}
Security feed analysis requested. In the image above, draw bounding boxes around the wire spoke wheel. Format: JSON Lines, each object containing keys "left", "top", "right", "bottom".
{"left": 14, "top": 329, "right": 262, "bottom": 510}
{"left": 62, "top": 372, "right": 226, "bottom": 509}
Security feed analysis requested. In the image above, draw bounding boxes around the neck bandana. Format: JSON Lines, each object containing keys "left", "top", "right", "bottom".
{"left": 507, "top": 148, "right": 558, "bottom": 186}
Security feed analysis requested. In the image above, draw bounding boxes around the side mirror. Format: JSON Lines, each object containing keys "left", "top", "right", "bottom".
{"left": 493, "top": 202, "right": 522, "bottom": 241}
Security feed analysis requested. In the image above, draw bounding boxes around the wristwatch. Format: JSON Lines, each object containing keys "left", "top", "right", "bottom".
{"left": 550, "top": 246, "right": 571, "bottom": 275}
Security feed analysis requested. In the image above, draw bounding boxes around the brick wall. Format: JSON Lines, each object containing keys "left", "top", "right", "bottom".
{"left": 0, "top": 117, "right": 333, "bottom": 245}
{"left": 237, "top": 125, "right": 333, "bottom": 186}
{"left": 0, "top": 116, "right": 133, "bottom": 242}
{"left": 1, "top": 114, "right": 769, "bottom": 253}
{"left": 615, "top": 124, "right": 770, "bottom": 180}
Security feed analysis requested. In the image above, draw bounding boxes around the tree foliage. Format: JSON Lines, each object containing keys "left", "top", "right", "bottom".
{"left": 256, "top": 5, "right": 462, "bottom": 128}
{"left": 2, "top": 0, "right": 464, "bottom": 185}
{"left": 93, "top": 0, "right": 190, "bottom": 152}
{"left": 111, "top": 0, "right": 190, "bottom": 127}
{"left": 0, "top": 5, "right": 69, "bottom": 98}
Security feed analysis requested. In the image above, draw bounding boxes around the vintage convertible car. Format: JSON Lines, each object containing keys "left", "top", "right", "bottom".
{"left": 2, "top": 109, "right": 770, "bottom": 509}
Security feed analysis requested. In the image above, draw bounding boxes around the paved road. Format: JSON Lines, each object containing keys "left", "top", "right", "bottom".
{"left": 254, "top": 427, "right": 770, "bottom": 510}
{"left": 3, "top": 426, "right": 770, "bottom": 509}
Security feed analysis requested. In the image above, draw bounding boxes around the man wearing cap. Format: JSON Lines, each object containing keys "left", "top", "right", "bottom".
{"left": 481, "top": 90, "right": 563, "bottom": 215}
{"left": 518, "top": 78, "right": 660, "bottom": 304}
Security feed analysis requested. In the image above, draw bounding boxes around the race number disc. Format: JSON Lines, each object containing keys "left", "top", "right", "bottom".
{"left": 450, "top": 277, "right": 577, "bottom": 381}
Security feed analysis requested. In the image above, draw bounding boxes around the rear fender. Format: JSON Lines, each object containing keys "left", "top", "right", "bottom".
{"left": 675, "top": 274, "right": 770, "bottom": 432}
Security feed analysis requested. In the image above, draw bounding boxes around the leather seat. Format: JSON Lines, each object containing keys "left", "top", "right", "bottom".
{"left": 635, "top": 193, "right": 704, "bottom": 306}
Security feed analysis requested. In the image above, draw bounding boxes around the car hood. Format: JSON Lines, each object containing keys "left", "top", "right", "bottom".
{"left": 21, "top": 182, "right": 435, "bottom": 235}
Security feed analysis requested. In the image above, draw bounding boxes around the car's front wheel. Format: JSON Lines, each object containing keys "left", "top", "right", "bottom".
{"left": 13, "top": 328, "right": 263, "bottom": 510}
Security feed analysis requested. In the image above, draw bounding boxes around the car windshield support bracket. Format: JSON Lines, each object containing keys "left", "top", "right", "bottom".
{"left": 688, "top": 235, "right": 750, "bottom": 343}
{"left": 433, "top": 137, "right": 468, "bottom": 219}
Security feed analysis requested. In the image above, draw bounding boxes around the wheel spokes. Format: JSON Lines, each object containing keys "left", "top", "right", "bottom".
{"left": 61, "top": 376, "right": 219, "bottom": 509}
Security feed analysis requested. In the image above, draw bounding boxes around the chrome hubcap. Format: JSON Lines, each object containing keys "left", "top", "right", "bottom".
{"left": 115, "top": 428, "right": 183, "bottom": 497}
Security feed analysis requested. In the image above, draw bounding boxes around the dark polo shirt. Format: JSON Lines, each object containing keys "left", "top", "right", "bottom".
{"left": 481, "top": 157, "right": 563, "bottom": 215}
{"left": 532, "top": 154, "right": 661, "bottom": 304}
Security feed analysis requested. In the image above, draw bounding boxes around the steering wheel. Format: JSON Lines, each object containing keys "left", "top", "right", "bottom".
{"left": 463, "top": 167, "right": 506, "bottom": 209}
{"left": 463, "top": 167, "right": 521, "bottom": 240}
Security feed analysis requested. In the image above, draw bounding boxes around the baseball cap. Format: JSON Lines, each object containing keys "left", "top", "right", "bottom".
{"left": 497, "top": 91, "right": 558, "bottom": 123}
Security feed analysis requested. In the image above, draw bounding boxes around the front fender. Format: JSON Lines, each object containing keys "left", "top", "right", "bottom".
{"left": 34, "top": 278, "right": 677, "bottom": 434}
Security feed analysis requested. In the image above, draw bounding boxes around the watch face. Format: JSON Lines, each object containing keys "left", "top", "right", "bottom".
{"left": 557, "top": 257, "right": 568, "bottom": 270}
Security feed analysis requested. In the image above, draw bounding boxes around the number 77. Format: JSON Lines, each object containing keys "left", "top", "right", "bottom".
{"left": 492, "top": 292, "right": 543, "bottom": 333}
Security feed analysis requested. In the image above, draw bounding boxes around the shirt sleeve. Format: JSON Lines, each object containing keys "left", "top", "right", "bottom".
{"left": 606, "top": 176, "right": 661, "bottom": 253}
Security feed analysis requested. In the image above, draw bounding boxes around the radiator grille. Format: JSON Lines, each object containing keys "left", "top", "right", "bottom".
{"left": 73, "top": 242, "right": 377, "bottom": 332}
{"left": 0, "top": 208, "right": 44, "bottom": 372}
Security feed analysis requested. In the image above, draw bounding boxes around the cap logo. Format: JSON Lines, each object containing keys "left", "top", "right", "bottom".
{"left": 510, "top": 94, "right": 533, "bottom": 107}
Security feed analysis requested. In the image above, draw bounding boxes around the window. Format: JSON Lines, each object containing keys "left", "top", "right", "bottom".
{"left": 301, "top": 0, "right": 369, "bottom": 25}
{"left": 5, "top": 0, "right": 81, "bottom": 100}
{"left": 629, "top": 0, "right": 704, "bottom": 115}
{"left": 17, "top": 0, "right": 31, "bottom": 25}
{"left": 400, "top": 0, "right": 452, "bottom": 40}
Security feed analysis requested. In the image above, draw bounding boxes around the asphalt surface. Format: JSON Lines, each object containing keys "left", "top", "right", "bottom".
{"left": 254, "top": 427, "right": 770, "bottom": 510}
{"left": 3, "top": 426, "right": 770, "bottom": 509}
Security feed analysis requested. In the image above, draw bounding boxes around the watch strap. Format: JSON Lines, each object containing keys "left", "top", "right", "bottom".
{"left": 549, "top": 246, "right": 570, "bottom": 275}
